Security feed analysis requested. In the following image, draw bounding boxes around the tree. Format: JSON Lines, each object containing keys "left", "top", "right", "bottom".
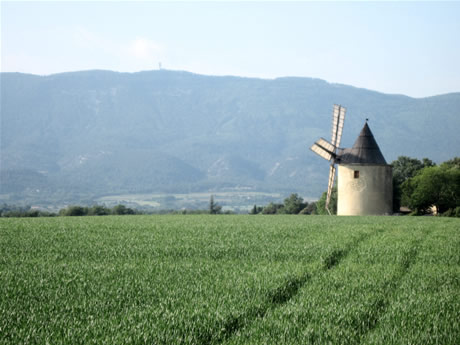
{"left": 315, "top": 187, "right": 337, "bottom": 215}
{"left": 391, "top": 156, "right": 435, "bottom": 211}
{"left": 63, "top": 205, "right": 88, "bottom": 216}
{"left": 300, "top": 202, "right": 317, "bottom": 215}
{"left": 88, "top": 205, "right": 110, "bottom": 216}
{"left": 422, "top": 158, "right": 436, "bottom": 168}
{"left": 112, "top": 204, "right": 135, "bottom": 215}
{"left": 261, "top": 202, "right": 284, "bottom": 214}
{"left": 209, "top": 195, "right": 222, "bottom": 214}
{"left": 249, "top": 204, "right": 262, "bottom": 215}
{"left": 440, "top": 157, "right": 460, "bottom": 169}
{"left": 283, "top": 193, "right": 307, "bottom": 214}
{"left": 401, "top": 165, "right": 460, "bottom": 214}
{"left": 392, "top": 156, "right": 421, "bottom": 186}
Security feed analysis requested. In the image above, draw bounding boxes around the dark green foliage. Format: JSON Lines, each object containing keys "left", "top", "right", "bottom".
{"left": 258, "top": 193, "right": 309, "bottom": 215}
{"left": 0, "top": 204, "right": 30, "bottom": 217}
{"left": 391, "top": 156, "right": 426, "bottom": 186}
{"left": 443, "top": 206, "right": 460, "bottom": 217}
{"left": 402, "top": 165, "right": 460, "bottom": 214}
{"left": 209, "top": 195, "right": 222, "bottom": 214}
{"left": 391, "top": 156, "right": 436, "bottom": 211}
{"left": 301, "top": 202, "right": 317, "bottom": 215}
{"left": 249, "top": 205, "right": 263, "bottom": 215}
{"left": 315, "top": 187, "right": 337, "bottom": 215}
{"left": 61, "top": 205, "right": 88, "bottom": 216}
{"left": 440, "top": 157, "right": 460, "bottom": 169}
{"left": 0, "top": 204, "right": 56, "bottom": 217}
{"left": 56, "top": 204, "right": 136, "bottom": 216}
{"left": 283, "top": 193, "right": 308, "bottom": 214}
{"left": 88, "top": 205, "right": 111, "bottom": 216}
{"left": 261, "top": 202, "right": 284, "bottom": 214}
{"left": 112, "top": 204, "right": 136, "bottom": 215}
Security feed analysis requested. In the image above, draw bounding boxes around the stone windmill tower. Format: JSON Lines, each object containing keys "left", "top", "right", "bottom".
{"left": 310, "top": 105, "right": 392, "bottom": 215}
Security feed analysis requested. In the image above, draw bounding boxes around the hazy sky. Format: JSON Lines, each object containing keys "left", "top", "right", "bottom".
{"left": 2, "top": 1, "right": 460, "bottom": 98}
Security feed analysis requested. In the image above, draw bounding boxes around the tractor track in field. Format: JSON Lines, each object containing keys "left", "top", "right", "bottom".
{"left": 352, "top": 229, "right": 432, "bottom": 344}
{"left": 195, "top": 230, "right": 375, "bottom": 345}
{"left": 321, "top": 230, "right": 373, "bottom": 271}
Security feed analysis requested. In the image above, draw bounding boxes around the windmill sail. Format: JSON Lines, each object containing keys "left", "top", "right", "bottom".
{"left": 326, "top": 105, "right": 345, "bottom": 214}
{"left": 326, "top": 164, "right": 336, "bottom": 215}
{"left": 310, "top": 104, "right": 346, "bottom": 215}
{"left": 331, "top": 105, "right": 346, "bottom": 149}
{"left": 310, "top": 138, "right": 335, "bottom": 161}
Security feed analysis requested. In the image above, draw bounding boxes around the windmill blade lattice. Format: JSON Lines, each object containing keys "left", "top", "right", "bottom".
{"left": 326, "top": 105, "right": 346, "bottom": 214}
{"left": 310, "top": 104, "right": 346, "bottom": 215}
{"left": 331, "top": 105, "right": 346, "bottom": 149}
{"left": 310, "top": 138, "right": 334, "bottom": 161}
{"left": 326, "top": 164, "right": 336, "bottom": 215}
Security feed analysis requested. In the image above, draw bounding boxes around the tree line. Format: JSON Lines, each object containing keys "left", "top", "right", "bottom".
{"left": 392, "top": 156, "right": 459, "bottom": 216}
{"left": 249, "top": 193, "right": 319, "bottom": 215}
{"left": 0, "top": 204, "right": 140, "bottom": 218}
{"left": 1, "top": 156, "right": 458, "bottom": 217}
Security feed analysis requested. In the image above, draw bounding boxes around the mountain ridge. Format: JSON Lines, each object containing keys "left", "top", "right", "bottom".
{"left": 6, "top": 69, "right": 457, "bottom": 99}
{"left": 1, "top": 70, "right": 459, "bottom": 206}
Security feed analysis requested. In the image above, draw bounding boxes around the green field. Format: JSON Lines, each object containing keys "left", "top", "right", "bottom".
{"left": 1, "top": 215, "right": 459, "bottom": 344}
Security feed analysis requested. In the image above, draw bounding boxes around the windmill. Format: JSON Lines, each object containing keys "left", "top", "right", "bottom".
{"left": 310, "top": 105, "right": 393, "bottom": 216}
{"left": 310, "top": 104, "right": 346, "bottom": 215}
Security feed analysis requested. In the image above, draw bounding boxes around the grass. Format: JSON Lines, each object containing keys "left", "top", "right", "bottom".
{"left": 0, "top": 215, "right": 459, "bottom": 344}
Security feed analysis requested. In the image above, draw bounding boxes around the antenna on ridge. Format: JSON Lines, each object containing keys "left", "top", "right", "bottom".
{"left": 159, "top": 62, "right": 162, "bottom": 70}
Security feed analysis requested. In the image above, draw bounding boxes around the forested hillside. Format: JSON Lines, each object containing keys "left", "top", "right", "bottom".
{"left": 1, "top": 70, "right": 459, "bottom": 205}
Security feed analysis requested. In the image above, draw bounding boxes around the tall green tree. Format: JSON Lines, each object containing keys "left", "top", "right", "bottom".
{"left": 440, "top": 157, "right": 460, "bottom": 169}
{"left": 112, "top": 204, "right": 135, "bottom": 215}
{"left": 62, "top": 206, "right": 88, "bottom": 216}
{"left": 391, "top": 156, "right": 435, "bottom": 211}
{"left": 209, "top": 195, "right": 222, "bottom": 214}
{"left": 249, "top": 204, "right": 262, "bottom": 215}
{"left": 300, "top": 202, "right": 317, "bottom": 215}
{"left": 261, "top": 202, "right": 284, "bottom": 214}
{"left": 315, "top": 187, "right": 337, "bottom": 215}
{"left": 88, "top": 205, "right": 110, "bottom": 216}
{"left": 401, "top": 165, "right": 460, "bottom": 214}
{"left": 283, "top": 193, "right": 307, "bottom": 214}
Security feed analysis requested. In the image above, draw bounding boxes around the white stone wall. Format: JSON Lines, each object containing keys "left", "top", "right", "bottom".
{"left": 337, "top": 164, "right": 392, "bottom": 216}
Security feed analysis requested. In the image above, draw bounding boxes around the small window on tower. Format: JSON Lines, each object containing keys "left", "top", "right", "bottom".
{"left": 354, "top": 170, "right": 360, "bottom": 179}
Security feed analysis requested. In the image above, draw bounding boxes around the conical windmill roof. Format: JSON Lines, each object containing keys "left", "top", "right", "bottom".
{"left": 337, "top": 122, "right": 387, "bottom": 165}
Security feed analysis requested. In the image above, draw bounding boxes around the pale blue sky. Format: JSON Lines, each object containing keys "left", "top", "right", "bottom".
{"left": 2, "top": 1, "right": 460, "bottom": 97}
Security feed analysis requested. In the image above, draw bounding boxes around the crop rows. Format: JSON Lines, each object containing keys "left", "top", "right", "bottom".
{"left": 1, "top": 215, "right": 459, "bottom": 344}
